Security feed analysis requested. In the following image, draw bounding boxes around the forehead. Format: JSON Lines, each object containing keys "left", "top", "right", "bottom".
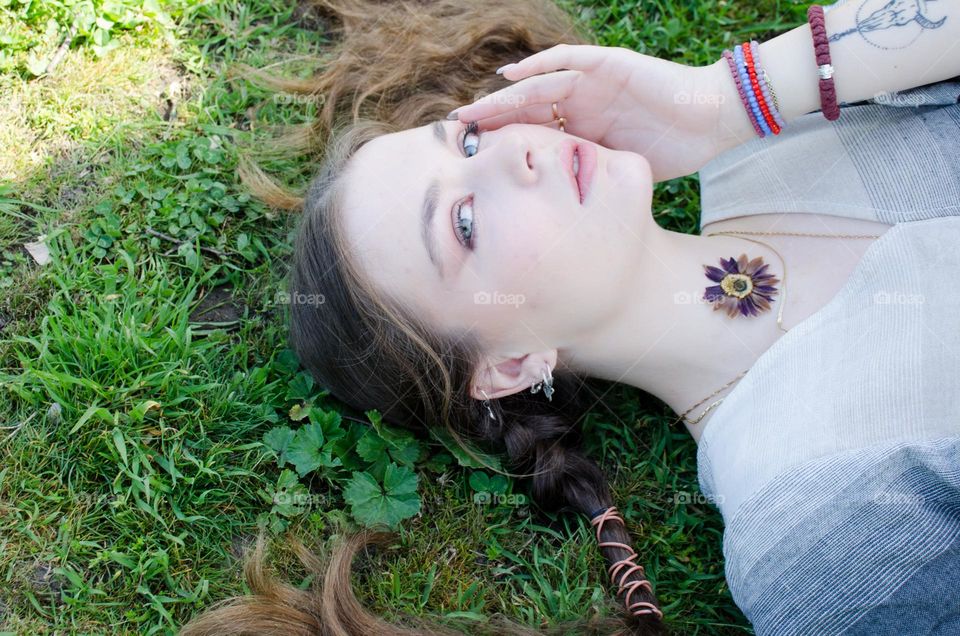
{"left": 338, "top": 122, "right": 450, "bottom": 320}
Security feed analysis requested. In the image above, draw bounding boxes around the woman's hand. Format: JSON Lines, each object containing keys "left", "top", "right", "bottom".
{"left": 448, "top": 44, "right": 753, "bottom": 182}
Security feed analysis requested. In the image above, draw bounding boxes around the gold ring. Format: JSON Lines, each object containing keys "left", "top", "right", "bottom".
{"left": 551, "top": 101, "right": 565, "bottom": 132}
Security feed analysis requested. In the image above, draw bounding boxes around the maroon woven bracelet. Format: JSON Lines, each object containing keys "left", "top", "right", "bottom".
{"left": 807, "top": 4, "right": 840, "bottom": 121}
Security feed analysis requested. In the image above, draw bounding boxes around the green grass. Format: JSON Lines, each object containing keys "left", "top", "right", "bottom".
{"left": 0, "top": 0, "right": 807, "bottom": 633}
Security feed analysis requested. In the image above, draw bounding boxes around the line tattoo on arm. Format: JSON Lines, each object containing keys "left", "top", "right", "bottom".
{"left": 829, "top": 0, "right": 948, "bottom": 48}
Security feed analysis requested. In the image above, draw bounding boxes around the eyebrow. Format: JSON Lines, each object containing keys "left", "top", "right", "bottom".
{"left": 421, "top": 120, "right": 447, "bottom": 279}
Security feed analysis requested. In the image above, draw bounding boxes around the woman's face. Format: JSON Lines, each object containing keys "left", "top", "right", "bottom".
{"left": 341, "top": 120, "right": 655, "bottom": 375}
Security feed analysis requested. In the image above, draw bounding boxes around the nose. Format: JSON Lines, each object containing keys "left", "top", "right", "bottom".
{"left": 488, "top": 128, "right": 538, "bottom": 187}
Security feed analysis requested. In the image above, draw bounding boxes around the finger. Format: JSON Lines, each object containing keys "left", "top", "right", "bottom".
{"left": 498, "top": 43, "right": 610, "bottom": 80}
{"left": 451, "top": 70, "right": 578, "bottom": 122}
{"left": 473, "top": 102, "right": 558, "bottom": 131}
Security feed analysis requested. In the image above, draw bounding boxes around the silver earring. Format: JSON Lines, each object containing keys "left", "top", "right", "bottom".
{"left": 479, "top": 389, "right": 497, "bottom": 420}
{"left": 529, "top": 365, "right": 555, "bottom": 401}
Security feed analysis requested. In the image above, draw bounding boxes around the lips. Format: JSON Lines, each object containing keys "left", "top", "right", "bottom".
{"left": 560, "top": 140, "right": 596, "bottom": 205}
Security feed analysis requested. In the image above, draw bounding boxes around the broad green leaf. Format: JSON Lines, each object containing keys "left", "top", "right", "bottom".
{"left": 308, "top": 408, "right": 346, "bottom": 443}
{"left": 488, "top": 474, "right": 509, "bottom": 494}
{"left": 388, "top": 435, "right": 423, "bottom": 467}
{"left": 343, "top": 463, "right": 420, "bottom": 529}
{"left": 327, "top": 422, "right": 367, "bottom": 472}
{"left": 287, "top": 422, "right": 341, "bottom": 476}
{"left": 287, "top": 421, "right": 324, "bottom": 475}
{"left": 286, "top": 372, "right": 315, "bottom": 402}
{"left": 262, "top": 426, "right": 295, "bottom": 465}
{"left": 364, "top": 410, "right": 423, "bottom": 467}
{"left": 288, "top": 402, "right": 309, "bottom": 421}
{"left": 356, "top": 432, "right": 387, "bottom": 463}
{"left": 468, "top": 471, "right": 490, "bottom": 493}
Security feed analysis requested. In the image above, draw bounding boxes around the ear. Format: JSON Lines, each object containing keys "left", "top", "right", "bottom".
{"left": 469, "top": 349, "right": 558, "bottom": 401}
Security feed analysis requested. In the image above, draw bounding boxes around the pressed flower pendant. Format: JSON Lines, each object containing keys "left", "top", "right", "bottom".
{"left": 703, "top": 253, "right": 780, "bottom": 318}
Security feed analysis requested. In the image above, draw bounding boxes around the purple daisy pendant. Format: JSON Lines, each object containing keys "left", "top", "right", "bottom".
{"left": 702, "top": 253, "right": 780, "bottom": 318}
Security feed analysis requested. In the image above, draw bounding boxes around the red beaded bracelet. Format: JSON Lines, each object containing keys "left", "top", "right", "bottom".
{"left": 743, "top": 42, "right": 781, "bottom": 134}
{"left": 807, "top": 4, "right": 840, "bottom": 121}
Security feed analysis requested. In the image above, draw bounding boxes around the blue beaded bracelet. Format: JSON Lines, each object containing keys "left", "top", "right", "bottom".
{"left": 734, "top": 44, "right": 772, "bottom": 137}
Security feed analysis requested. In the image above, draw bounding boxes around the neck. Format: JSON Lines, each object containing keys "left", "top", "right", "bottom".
{"left": 559, "top": 221, "right": 786, "bottom": 423}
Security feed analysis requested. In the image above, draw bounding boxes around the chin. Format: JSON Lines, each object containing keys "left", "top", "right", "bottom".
{"left": 628, "top": 150, "right": 652, "bottom": 183}
{"left": 604, "top": 148, "right": 646, "bottom": 185}
{"left": 628, "top": 153, "right": 654, "bottom": 206}
{"left": 602, "top": 151, "right": 653, "bottom": 219}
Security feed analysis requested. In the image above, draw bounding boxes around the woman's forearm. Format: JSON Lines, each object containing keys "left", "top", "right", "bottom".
{"left": 762, "top": 0, "right": 959, "bottom": 118}
{"left": 712, "top": 0, "right": 959, "bottom": 147}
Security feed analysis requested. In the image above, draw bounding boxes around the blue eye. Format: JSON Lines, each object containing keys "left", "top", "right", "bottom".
{"left": 461, "top": 121, "right": 480, "bottom": 157}
{"left": 453, "top": 195, "right": 475, "bottom": 249}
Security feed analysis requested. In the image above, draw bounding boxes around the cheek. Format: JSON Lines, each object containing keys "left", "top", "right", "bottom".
{"left": 502, "top": 198, "right": 639, "bottom": 307}
{"left": 483, "top": 196, "right": 561, "bottom": 286}
{"left": 477, "top": 215, "right": 582, "bottom": 321}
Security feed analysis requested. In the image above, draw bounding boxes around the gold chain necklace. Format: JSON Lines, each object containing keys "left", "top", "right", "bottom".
{"left": 672, "top": 228, "right": 882, "bottom": 427}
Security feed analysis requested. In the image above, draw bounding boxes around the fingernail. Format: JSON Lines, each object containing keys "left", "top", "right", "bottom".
{"left": 495, "top": 63, "right": 514, "bottom": 75}
{"left": 445, "top": 110, "right": 459, "bottom": 120}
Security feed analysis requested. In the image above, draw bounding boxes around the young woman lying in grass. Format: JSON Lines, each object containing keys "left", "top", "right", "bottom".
{"left": 182, "top": 0, "right": 960, "bottom": 633}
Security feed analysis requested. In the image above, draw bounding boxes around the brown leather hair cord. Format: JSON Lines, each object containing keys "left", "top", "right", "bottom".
{"left": 589, "top": 506, "right": 664, "bottom": 620}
